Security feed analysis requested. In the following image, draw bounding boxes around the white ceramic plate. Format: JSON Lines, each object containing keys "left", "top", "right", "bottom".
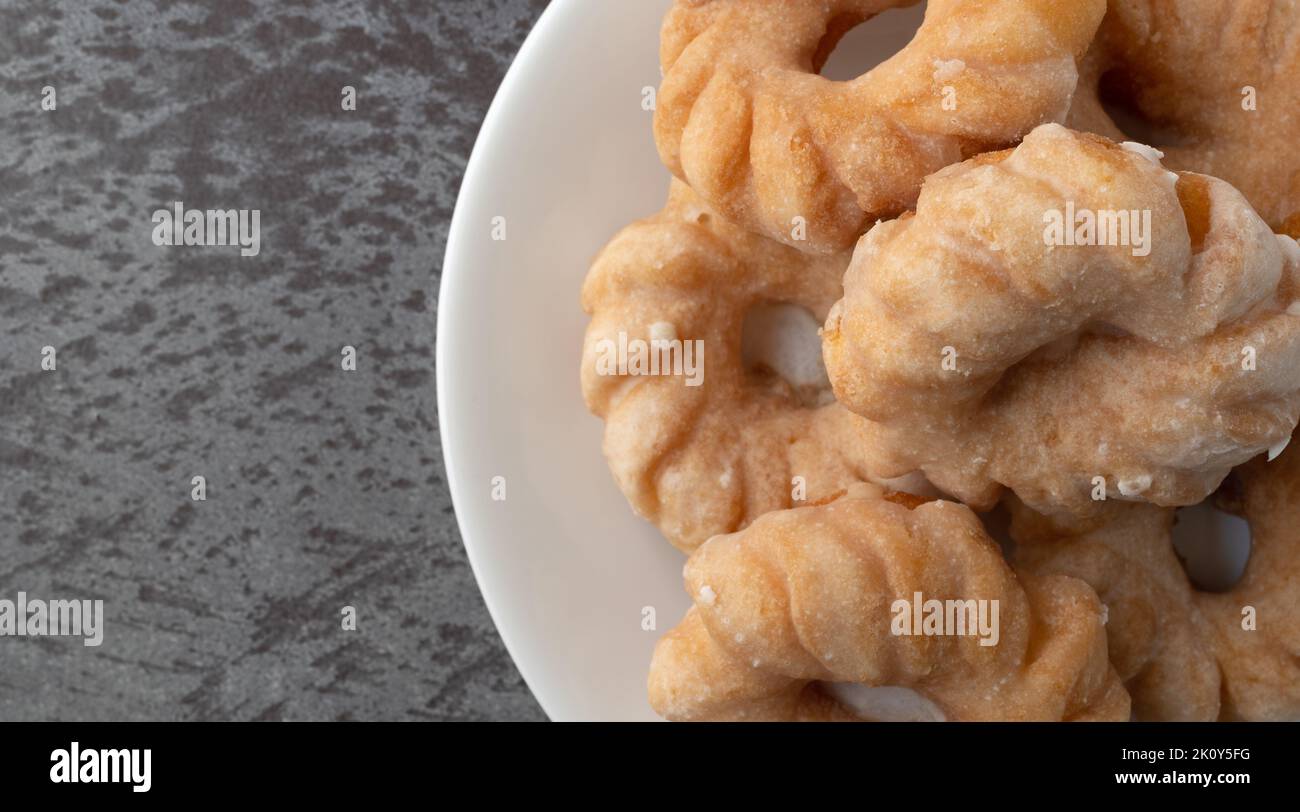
{"left": 437, "top": 0, "right": 1249, "bottom": 721}
{"left": 438, "top": 0, "right": 681, "bottom": 722}
{"left": 438, "top": 0, "right": 944, "bottom": 722}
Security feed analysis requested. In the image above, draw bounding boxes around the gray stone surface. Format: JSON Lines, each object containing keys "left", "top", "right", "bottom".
{"left": 0, "top": 0, "right": 548, "bottom": 720}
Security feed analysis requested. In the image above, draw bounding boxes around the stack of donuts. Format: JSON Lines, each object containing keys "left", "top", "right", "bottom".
{"left": 581, "top": 0, "right": 1300, "bottom": 721}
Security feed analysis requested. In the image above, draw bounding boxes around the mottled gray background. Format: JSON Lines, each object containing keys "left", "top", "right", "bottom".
{"left": 0, "top": 0, "right": 547, "bottom": 720}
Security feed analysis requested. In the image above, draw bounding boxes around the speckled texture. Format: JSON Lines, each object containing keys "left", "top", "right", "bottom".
{"left": 0, "top": 0, "right": 547, "bottom": 720}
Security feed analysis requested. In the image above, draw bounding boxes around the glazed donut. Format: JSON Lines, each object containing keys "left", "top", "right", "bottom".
{"left": 655, "top": 0, "right": 1106, "bottom": 253}
{"left": 824, "top": 123, "right": 1300, "bottom": 519}
{"left": 581, "top": 181, "right": 898, "bottom": 553}
{"left": 1009, "top": 499, "right": 1220, "bottom": 721}
{"left": 647, "top": 483, "right": 1130, "bottom": 721}
{"left": 1203, "top": 445, "right": 1300, "bottom": 720}
{"left": 1013, "top": 440, "right": 1300, "bottom": 720}
{"left": 1067, "top": 0, "right": 1300, "bottom": 237}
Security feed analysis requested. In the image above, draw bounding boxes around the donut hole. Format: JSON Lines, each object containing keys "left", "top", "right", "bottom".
{"left": 1095, "top": 68, "right": 1194, "bottom": 149}
{"left": 741, "top": 302, "right": 832, "bottom": 406}
{"left": 819, "top": 2, "right": 926, "bottom": 82}
{"left": 1171, "top": 498, "right": 1251, "bottom": 593}
{"left": 819, "top": 682, "right": 946, "bottom": 722}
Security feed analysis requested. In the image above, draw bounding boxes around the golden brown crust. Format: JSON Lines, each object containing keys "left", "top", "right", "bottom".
{"left": 1067, "top": 0, "right": 1300, "bottom": 237}
{"left": 648, "top": 484, "right": 1130, "bottom": 721}
{"left": 655, "top": 0, "right": 1106, "bottom": 253}
{"left": 1012, "top": 439, "right": 1300, "bottom": 720}
{"left": 1201, "top": 445, "right": 1300, "bottom": 720}
{"left": 581, "top": 182, "right": 891, "bottom": 552}
{"left": 824, "top": 124, "right": 1300, "bottom": 519}
{"left": 586, "top": 2, "right": 1300, "bottom": 723}
{"left": 1009, "top": 499, "right": 1221, "bottom": 720}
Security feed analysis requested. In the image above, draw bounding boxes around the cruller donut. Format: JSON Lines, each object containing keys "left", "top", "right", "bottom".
{"left": 1009, "top": 499, "right": 1220, "bottom": 721}
{"left": 581, "top": 181, "right": 896, "bottom": 553}
{"left": 648, "top": 483, "right": 1130, "bottom": 721}
{"left": 655, "top": 0, "right": 1106, "bottom": 253}
{"left": 1067, "top": 0, "right": 1300, "bottom": 237}
{"left": 1205, "top": 446, "right": 1300, "bottom": 720}
{"left": 1012, "top": 440, "right": 1300, "bottom": 720}
{"left": 824, "top": 124, "right": 1300, "bottom": 519}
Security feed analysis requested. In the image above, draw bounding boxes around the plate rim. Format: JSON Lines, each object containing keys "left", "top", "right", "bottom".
{"left": 435, "top": 0, "right": 573, "bottom": 722}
